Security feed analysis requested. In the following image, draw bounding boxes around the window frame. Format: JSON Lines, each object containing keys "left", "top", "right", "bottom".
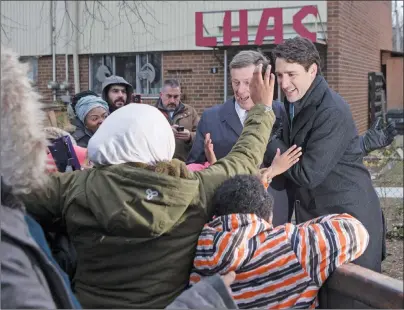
{"left": 19, "top": 56, "right": 39, "bottom": 87}
{"left": 89, "top": 53, "right": 162, "bottom": 98}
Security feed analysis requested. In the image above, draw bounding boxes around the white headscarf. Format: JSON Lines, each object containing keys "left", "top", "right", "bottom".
{"left": 87, "top": 104, "right": 175, "bottom": 166}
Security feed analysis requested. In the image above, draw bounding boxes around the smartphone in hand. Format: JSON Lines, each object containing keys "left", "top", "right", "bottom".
{"left": 133, "top": 94, "right": 142, "bottom": 103}
{"left": 48, "top": 135, "right": 81, "bottom": 172}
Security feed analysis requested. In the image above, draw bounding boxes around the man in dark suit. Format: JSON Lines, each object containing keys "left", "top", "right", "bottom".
{"left": 188, "top": 49, "right": 396, "bottom": 228}
{"left": 187, "top": 50, "right": 290, "bottom": 226}
{"left": 267, "top": 36, "right": 383, "bottom": 275}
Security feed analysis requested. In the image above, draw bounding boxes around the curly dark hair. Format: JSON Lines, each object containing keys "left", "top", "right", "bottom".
{"left": 272, "top": 36, "right": 322, "bottom": 75}
{"left": 212, "top": 174, "right": 274, "bottom": 221}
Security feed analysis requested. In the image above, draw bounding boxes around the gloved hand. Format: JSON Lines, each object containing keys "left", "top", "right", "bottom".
{"left": 360, "top": 117, "right": 398, "bottom": 155}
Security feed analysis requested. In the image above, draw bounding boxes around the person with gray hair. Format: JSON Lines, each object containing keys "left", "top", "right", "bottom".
{"left": 187, "top": 50, "right": 288, "bottom": 226}
{"left": 155, "top": 79, "right": 200, "bottom": 161}
{"left": 188, "top": 48, "right": 396, "bottom": 228}
{"left": 71, "top": 95, "right": 110, "bottom": 147}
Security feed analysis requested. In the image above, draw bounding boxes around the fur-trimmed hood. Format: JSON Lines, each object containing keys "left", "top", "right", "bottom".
{"left": 1, "top": 46, "right": 49, "bottom": 194}
{"left": 44, "top": 126, "right": 77, "bottom": 145}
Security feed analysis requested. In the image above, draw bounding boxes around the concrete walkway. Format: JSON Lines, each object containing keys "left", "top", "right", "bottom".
{"left": 374, "top": 187, "right": 403, "bottom": 198}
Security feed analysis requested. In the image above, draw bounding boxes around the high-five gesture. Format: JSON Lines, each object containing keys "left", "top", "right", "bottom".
{"left": 270, "top": 145, "right": 302, "bottom": 176}
{"left": 250, "top": 63, "right": 275, "bottom": 108}
{"left": 258, "top": 145, "right": 302, "bottom": 188}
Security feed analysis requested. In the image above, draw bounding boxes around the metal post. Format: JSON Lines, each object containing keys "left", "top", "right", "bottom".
{"left": 224, "top": 49, "right": 228, "bottom": 101}
{"left": 65, "top": 1, "right": 69, "bottom": 96}
{"left": 73, "top": 1, "right": 80, "bottom": 93}
{"left": 395, "top": 0, "right": 400, "bottom": 51}
{"left": 50, "top": 0, "right": 57, "bottom": 101}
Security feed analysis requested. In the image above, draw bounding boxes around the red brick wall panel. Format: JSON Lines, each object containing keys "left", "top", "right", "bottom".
{"left": 326, "top": 1, "right": 393, "bottom": 134}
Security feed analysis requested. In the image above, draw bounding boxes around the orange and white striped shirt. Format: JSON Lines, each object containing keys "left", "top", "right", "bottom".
{"left": 190, "top": 213, "right": 369, "bottom": 309}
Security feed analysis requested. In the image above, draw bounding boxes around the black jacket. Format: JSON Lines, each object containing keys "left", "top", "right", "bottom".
{"left": 267, "top": 75, "right": 384, "bottom": 272}
{"left": 71, "top": 117, "right": 92, "bottom": 148}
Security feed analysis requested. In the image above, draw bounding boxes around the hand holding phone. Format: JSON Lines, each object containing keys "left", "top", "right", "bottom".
{"left": 133, "top": 94, "right": 142, "bottom": 103}
{"left": 48, "top": 136, "right": 81, "bottom": 172}
{"left": 177, "top": 125, "right": 185, "bottom": 132}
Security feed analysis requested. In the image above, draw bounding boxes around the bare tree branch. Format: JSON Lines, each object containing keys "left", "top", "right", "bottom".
{"left": 2, "top": 1, "right": 169, "bottom": 48}
{"left": 1, "top": 14, "right": 28, "bottom": 44}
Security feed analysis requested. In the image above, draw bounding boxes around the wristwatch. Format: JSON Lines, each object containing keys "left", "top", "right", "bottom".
{"left": 264, "top": 106, "right": 273, "bottom": 112}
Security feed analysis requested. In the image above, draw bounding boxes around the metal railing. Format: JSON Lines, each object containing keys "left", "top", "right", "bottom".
{"left": 320, "top": 263, "right": 404, "bottom": 309}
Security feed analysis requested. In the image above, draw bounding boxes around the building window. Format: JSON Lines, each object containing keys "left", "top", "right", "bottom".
{"left": 90, "top": 53, "right": 162, "bottom": 96}
{"left": 19, "top": 56, "right": 38, "bottom": 85}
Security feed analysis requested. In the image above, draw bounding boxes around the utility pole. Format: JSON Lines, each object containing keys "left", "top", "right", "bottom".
{"left": 394, "top": 0, "right": 401, "bottom": 51}
{"left": 401, "top": 4, "right": 404, "bottom": 51}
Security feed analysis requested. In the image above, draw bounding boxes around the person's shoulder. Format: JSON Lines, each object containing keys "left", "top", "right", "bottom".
{"left": 1, "top": 203, "right": 27, "bottom": 240}
{"left": 272, "top": 100, "right": 285, "bottom": 114}
{"left": 272, "top": 99, "right": 284, "bottom": 108}
{"left": 72, "top": 126, "right": 88, "bottom": 142}
{"left": 321, "top": 86, "right": 351, "bottom": 113}
{"left": 202, "top": 99, "right": 230, "bottom": 116}
{"left": 182, "top": 103, "right": 199, "bottom": 115}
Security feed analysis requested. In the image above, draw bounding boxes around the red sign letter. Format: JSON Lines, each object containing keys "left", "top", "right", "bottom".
{"left": 293, "top": 6, "right": 318, "bottom": 42}
{"left": 254, "top": 8, "right": 283, "bottom": 45}
{"left": 223, "top": 10, "right": 248, "bottom": 46}
{"left": 195, "top": 12, "right": 217, "bottom": 47}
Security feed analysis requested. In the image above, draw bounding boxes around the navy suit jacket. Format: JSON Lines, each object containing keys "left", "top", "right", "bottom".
{"left": 186, "top": 97, "right": 289, "bottom": 226}
{"left": 187, "top": 97, "right": 284, "bottom": 167}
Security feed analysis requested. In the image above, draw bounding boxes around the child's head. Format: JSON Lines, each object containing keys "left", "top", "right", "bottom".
{"left": 212, "top": 174, "right": 274, "bottom": 222}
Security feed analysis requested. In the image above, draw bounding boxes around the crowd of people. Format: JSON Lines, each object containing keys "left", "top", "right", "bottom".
{"left": 1, "top": 36, "right": 398, "bottom": 309}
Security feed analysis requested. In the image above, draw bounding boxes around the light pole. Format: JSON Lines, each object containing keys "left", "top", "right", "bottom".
{"left": 394, "top": 0, "right": 401, "bottom": 51}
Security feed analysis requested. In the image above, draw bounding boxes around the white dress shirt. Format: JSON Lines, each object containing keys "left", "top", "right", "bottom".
{"left": 234, "top": 101, "right": 248, "bottom": 127}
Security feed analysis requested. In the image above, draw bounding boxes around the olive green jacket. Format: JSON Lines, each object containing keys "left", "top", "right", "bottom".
{"left": 21, "top": 104, "right": 275, "bottom": 309}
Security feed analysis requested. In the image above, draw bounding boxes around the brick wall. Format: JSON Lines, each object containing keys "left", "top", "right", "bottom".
{"left": 162, "top": 50, "right": 225, "bottom": 114}
{"left": 37, "top": 55, "right": 89, "bottom": 104}
{"left": 36, "top": 51, "right": 225, "bottom": 114}
{"left": 326, "top": 1, "right": 393, "bottom": 134}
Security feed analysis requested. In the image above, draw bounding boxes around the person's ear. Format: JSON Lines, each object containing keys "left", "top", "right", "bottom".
{"left": 309, "top": 63, "right": 317, "bottom": 77}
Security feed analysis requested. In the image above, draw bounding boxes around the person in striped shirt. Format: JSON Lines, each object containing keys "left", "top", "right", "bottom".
{"left": 190, "top": 174, "right": 369, "bottom": 309}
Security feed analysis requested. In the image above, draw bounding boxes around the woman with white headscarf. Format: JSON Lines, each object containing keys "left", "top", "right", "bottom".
{"left": 71, "top": 95, "right": 109, "bottom": 147}
{"left": 20, "top": 65, "right": 277, "bottom": 309}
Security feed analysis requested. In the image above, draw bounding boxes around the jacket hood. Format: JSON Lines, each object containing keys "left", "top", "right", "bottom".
{"left": 44, "top": 126, "right": 78, "bottom": 145}
{"left": 194, "top": 214, "right": 272, "bottom": 273}
{"left": 1, "top": 46, "right": 49, "bottom": 194}
{"left": 81, "top": 159, "right": 200, "bottom": 238}
{"left": 101, "top": 75, "right": 133, "bottom": 106}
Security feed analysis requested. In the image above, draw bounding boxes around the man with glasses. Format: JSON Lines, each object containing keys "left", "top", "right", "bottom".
{"left": 155, "top": 79, "right": 200, "bottom": 161}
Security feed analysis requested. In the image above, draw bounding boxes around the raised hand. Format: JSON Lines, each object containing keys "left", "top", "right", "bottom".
{"left": 258, "top": 145, "right": 302, "bottom": 188}
{"left": 204, "top": 133, "right": 217, "bottom": 164}
{"left": 270, "top": 145, "right": 302, "bottom": 176}
{"left": 249, "top": 63, "right": 275, "bottom": 108}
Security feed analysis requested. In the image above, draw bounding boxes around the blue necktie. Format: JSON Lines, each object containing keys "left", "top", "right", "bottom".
{"left": 289, "top": 104, "right": 295, "bottom": 122}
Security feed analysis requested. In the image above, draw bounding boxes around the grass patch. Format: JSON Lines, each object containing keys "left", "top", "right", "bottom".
{"left": 372, "top": 160, "right": 403, "bottom": 187}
